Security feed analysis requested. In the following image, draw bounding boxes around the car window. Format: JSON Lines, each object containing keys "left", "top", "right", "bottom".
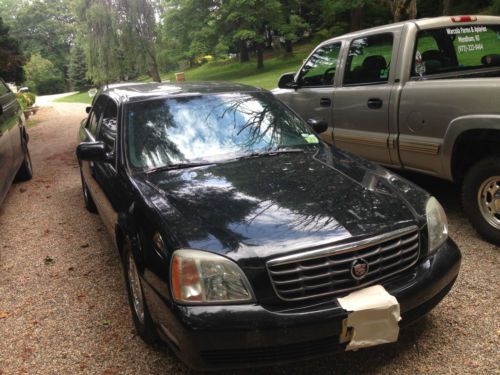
{"left": 412, "top": 25, "right": 500, "bottom": 77}
{"left": 99, "top": 98, "right": 118, "bottom": 152}
{"left": 297, "top": 43, "right": 341, "bottom": 87}
{"left": 87, "top": 96, "right": 106, "bottom": 136}
{"left": 344, "top": 33, "right": 394, "bottom": 86}
{"left": 126, "top": 92, "right": 319, "bottom": 170}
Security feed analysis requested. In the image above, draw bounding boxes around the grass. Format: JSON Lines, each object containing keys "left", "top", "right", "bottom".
{"left": 163, "top": 43, "right": 315, "bottom": 89}
{"left": 55, "top": 91, "right": 92, "bottom": 104}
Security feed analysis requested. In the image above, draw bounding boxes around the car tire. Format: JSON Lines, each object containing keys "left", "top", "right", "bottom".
{"left": 462, "top": 156, "right": 500, "bottom": 246}
{"left": 15, "top": 140, "right": 33, "bottom": 182}
{"left": 80, "top": 169, "right": 97, "bottom": 213}
{"left": 122, "top": 236, "right": 159, "bottom": 345}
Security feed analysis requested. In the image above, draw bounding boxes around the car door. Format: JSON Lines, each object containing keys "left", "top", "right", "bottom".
{"left": 0, "top": 80, "right": 18, "bottom": 203}
{"left": 275, "top": 42, "right": 342, "bottom": 144}
{"left": 332, "top": 30, "right": 401, "bottom": 165}
{"left": 84, "top": 96, "right": 122, "bottom": 244}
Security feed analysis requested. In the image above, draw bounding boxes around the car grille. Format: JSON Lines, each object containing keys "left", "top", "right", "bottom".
{"left": 267, "top": 226, "right": 420, "bottom": 301}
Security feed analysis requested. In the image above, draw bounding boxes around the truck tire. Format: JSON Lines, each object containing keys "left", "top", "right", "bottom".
{"left": 462, "top": 156, "right": 500, "bottom": 245}
{"left": 15, "top": 140, "right": 33, "bottom": 182}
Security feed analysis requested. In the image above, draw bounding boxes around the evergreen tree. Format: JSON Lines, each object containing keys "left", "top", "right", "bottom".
{"left": 68, "top": 44, "right": 89, "bottom": 90}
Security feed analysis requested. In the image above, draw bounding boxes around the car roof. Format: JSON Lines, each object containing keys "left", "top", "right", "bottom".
{"left": 100, "top": 81, "right": 267, "bottom": 103}
{"left": 319, "top": 15, "right": 500, "bottom": 45}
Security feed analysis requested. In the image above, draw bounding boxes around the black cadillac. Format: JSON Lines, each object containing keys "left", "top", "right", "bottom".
{"left": 77, "top": 82, "right": 461, "bottom": 370}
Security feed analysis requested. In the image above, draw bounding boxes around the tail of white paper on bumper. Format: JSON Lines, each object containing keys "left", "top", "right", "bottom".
{"left": 337, "top": 285, "right": 401, "bottom": 351}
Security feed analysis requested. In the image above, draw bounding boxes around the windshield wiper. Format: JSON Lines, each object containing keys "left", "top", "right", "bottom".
{"left": 234, "top": 148, "right": 305, "bottom": 160}
{"left": 146, "top": 161, "right": 214, "bottom": 174}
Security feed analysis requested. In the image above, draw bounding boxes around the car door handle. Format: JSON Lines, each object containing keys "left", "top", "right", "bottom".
{"left": 320, "top": 98, "right": 332, "bottom": 107}
{"left": 367, "top": 98, "right": 383, "bottom": 109}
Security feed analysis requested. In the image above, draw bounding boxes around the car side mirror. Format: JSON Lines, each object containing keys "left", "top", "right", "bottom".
{"left": 77, "top": 142, "right": 112, "bottom": 163}
{"left": 307, "top": 118, "right": 329, "bottom": 134}
{"left": 86, "top": 106, "right": 92, "bottom": 114}
{"left": 278, "top": 73, "right": 298, "bottom": 89}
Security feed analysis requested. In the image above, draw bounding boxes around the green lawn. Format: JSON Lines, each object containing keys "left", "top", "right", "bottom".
{"left": 54, "top": 43, "right": 314, "bottom": 104}
{"left": 55, "top": 91, "right": 92, "bottom": 104}
{"left": 163, "top": 43, "right": 315, "bottom": 89}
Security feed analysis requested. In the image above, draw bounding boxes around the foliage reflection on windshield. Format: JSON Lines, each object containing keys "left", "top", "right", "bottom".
{"left": 126, "top": 92, "right": 317, "bottom": 169}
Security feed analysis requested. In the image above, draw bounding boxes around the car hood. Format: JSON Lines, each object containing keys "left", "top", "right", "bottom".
{"left": 133, "top": 147, "right": 428, "bottom": 263}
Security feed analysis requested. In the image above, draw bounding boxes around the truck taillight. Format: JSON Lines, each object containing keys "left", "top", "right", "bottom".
{"left": 451, "top": 16, "right": 477, "bottom": 23}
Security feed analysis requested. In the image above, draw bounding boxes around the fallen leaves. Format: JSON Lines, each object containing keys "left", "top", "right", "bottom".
{"left": 0, "top": 311, "right": 9, "bottom": 319}
{"left": 44, "top": 256, "right": 54, "bottom": 265}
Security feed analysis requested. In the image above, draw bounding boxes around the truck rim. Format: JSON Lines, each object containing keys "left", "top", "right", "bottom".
{"left": 477, "top": 176, "right": 500, "bottom": 230}
{"left": 127, "top": 251, "right": 145, "bottom": 324}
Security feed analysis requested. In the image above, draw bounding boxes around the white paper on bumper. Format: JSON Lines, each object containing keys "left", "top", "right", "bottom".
{"left": 337, "top": 284, "right": 401, "bottom": 351}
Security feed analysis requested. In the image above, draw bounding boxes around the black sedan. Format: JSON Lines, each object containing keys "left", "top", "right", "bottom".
{"left": 0, "top": 78, "right": 32, "bottom": 205}
{"left": 76, "top": 82, "right": 460, "bottom": 370}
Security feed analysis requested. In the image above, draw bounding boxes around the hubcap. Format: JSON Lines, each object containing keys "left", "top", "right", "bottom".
{"left": 127, "top": 250, "right": 145, "bottom": 324}
{"left": 477, "top": 176, "right": 500, "bottom": 230}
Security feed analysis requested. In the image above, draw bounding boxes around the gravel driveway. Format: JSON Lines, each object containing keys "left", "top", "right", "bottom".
{"left": 0, "top": 101, "right": 498, "bottom": 375}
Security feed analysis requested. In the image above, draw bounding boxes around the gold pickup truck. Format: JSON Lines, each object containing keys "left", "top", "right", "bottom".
{"left": 273, "top": 15, "right": 500, "bottom": 245}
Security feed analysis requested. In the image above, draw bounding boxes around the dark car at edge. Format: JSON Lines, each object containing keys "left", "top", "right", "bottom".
{"left": 0, "top": 78, "right": 33, "bottom": 205}
{"left": 76, "top": 82, "right": 461, "bottom": 370}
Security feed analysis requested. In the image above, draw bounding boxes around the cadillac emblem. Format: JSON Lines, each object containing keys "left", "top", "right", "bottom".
{"left": 350, "top": 258, "right": 369, "bottom": 280}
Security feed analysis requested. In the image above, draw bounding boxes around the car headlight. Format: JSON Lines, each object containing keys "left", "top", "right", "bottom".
{"left": 171, "top": 249, "right": 254, "bottom": 304}
{"left": 426, "top": 196, "right": 448, "bottom": 254}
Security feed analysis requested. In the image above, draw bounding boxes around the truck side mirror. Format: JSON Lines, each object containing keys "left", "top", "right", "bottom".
{"left": 278, "top": 73, "right": 298, "bottom": 89}
{"left": 307, "top": 118, "right": 329, "bottom": 134}
{"left": 86, "top": 106, "right": 92, "bottom": 114}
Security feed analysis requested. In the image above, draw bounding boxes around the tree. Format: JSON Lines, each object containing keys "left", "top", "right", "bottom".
{"left": 219, "top": 0, "right": 284, "bottom": 69}
{"left": 387, "top": 0, "right": 417, "bottom": 22}
{"left": 68, "top": 44, "right": 89, "bottom": 90}
{"left": 117, "top": 0, "right": 162, "bottom": 82}
{"left": 77, "top": 0, "right": 121, "bottom": 84}
{"left": 24, "top": 53, "right": 65, "bottom": 94}
{"left": 0, "top": 16, "right": 24, "bottom": 83}
{"left": 10, "top": 0, "right": 76, "bottom": 90}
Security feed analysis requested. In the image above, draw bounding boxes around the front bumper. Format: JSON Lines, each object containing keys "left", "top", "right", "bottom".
{"left": 152, "top": 239, "right": 461, "bottom": 370}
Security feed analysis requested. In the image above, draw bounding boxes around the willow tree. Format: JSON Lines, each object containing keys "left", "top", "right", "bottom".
{"left": 117, "top": 0, "right": 162, "bottom": 82}
{"left": 77, "top": 0, "right": 121, "bottom": 84}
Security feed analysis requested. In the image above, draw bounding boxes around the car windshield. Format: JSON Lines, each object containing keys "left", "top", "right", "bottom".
{"left": 126, "top": 92, "right": 319, "bottom": 170}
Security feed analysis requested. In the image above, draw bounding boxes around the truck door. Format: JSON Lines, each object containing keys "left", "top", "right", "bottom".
{"left": 332, "top": 32, "right": 399, "bottom": 165}
{"left": 275, "top": 42, "right": 342, "bottom": 144}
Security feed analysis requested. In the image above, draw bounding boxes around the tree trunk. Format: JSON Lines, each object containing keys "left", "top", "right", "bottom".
{"left": 239, "top": 40, "right": 249, "bottom": 63}
{"left": 256, "top": 42, "right": 264, "bottom": 69}
{"left": 391, "top": 0, "right": 417, "bottom": 22}
{"left": 285, "top": 40, "right": 293, "bottom": 54}
{"left": 148, "top": 51, "right": 162, "bottom": 83}
{"left": 442, "top": 0, "right": 452, "bottom": 15}
{"left": 350, "top": 6, "right": 364, "bottom": 32}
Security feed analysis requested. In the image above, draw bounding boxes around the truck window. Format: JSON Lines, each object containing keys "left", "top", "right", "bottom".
{"left": 297, "top": 43, "right": 341, "bottom": 87}
{"left": 0, "top": 81, "right": 9, "bottom": 96}
{"left": 412, "top": 25, "right": 500, "bottom": 77}
{"left": 343, "top": 33, "right": 394, "bottom": 86}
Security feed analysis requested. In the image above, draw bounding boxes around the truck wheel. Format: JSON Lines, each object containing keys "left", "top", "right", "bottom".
{"left": 15, "top": 140, "right": 33, "bottom": 182}
{"left": 462, "top": 156, "right": 500, "bottom": 245}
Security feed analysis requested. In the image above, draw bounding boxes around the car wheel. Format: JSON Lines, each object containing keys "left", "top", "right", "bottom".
{"left": 80, "top": 169, "right": 97, "bottom": 213}
{"left": 122, "top": 236, "right": 159, "bottom": 344}
{"left": 15, "top": 140, "right": 33, "bottom": 182}
{"left": 462, "top": 156, "right": 500, "bottom": 245}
